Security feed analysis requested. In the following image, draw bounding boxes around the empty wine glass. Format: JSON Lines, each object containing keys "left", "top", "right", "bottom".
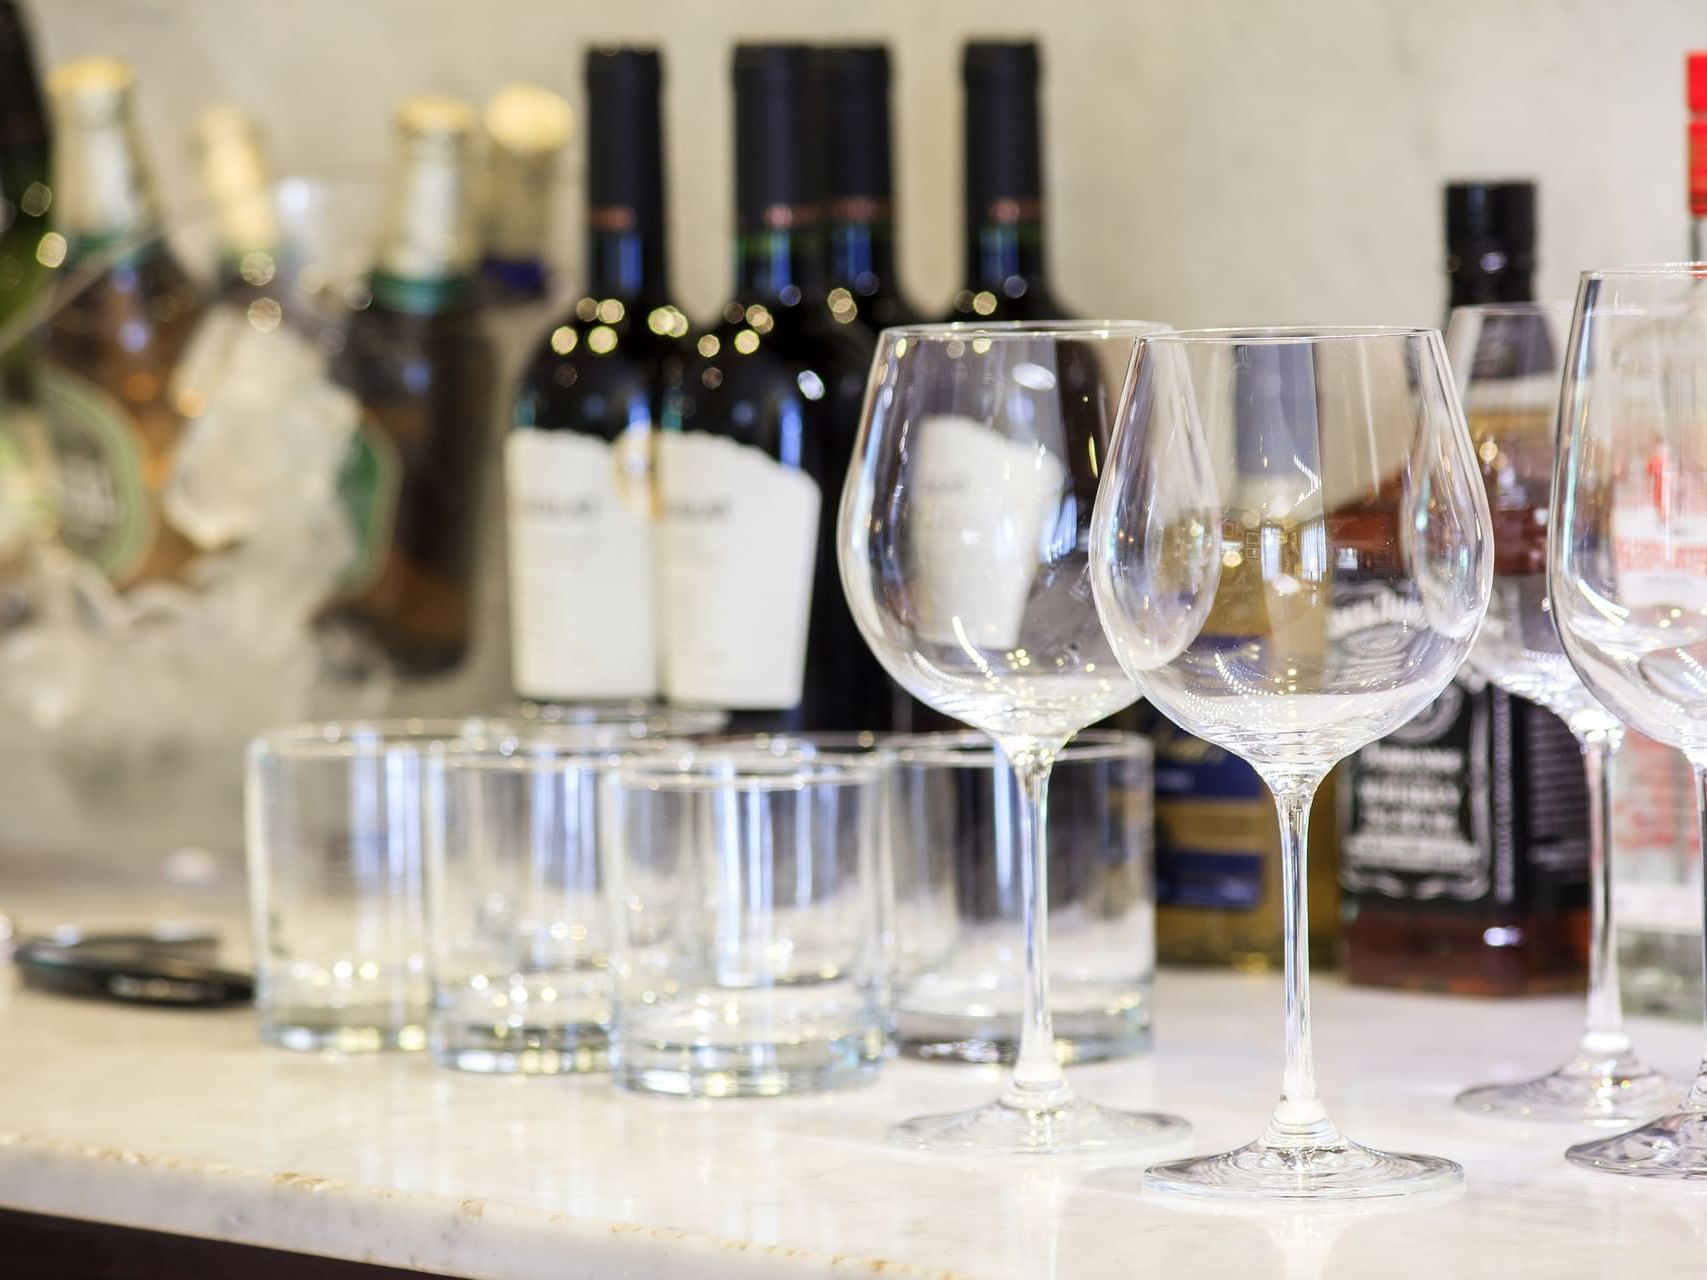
{"left": 838, "top": 320, "right": 1190, "bottom": 1154}
{"left": 1091, "top": 327, "right": 1492, "bottom": 1199}
{"left": 1551, "top": 266, "right": 1707, "bottom": 1177}
{"left": 1446, "top": 301, "right": 1672, "bottom": 1122}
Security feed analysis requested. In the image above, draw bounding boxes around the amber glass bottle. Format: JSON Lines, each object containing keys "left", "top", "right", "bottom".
{"left": 324, "top": 95, "right": 496, "bottom": 677}
{"left": 41, "top": 56, "right": 204, "bottom": 588}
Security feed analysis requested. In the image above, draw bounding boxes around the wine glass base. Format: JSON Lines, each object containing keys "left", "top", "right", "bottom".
{"left": 1455, "top": 1051, "right": 1675, "bottom": 1123}
{"left": 1144, "top": 1138, "right": 1463, "bottom": 1201}
{"left": 1567, "top": 1110, "right": 1707, "bottom": 1179}
{"left": 889, "top": 1096, "right": 1190, "bottom": 1156}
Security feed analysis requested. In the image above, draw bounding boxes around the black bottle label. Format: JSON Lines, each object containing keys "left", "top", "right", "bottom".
{"left": 1340, "top": 677, "right": 1588, "bottom": 911}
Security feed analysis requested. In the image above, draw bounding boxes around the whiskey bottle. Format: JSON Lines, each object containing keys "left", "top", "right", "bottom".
{"left": 1340, "top": 181, "right": 1590, "bottom": 994}
{"left": 40, "top": 55, "right": 204, "bottom": 588}
{"left": 324, "top": 94, "right": 496, "bottom": 676}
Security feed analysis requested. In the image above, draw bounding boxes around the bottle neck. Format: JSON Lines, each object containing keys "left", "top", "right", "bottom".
{"left": 55, "top": 117, "right": 162, "bottom": 262}
{"left": 585, "top": 209, "right": 667, "bottom": 299}
{"left": 828, "top": 201, "right": 898, "bottom": 295}
{"left": 964, "top": 209, "right": 1049, "bottom": 296}
{"left": 734, "top": 217, "right": 826, "bottom": 302}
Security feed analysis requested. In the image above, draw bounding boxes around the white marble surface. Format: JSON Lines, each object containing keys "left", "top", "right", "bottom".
{"left": 1, "top": 929, "right": 1706, "bottom": 1279}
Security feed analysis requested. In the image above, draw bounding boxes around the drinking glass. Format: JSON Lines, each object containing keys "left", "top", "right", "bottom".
{"left": 1091, "top": 327, "right": 1492, "bottom": 1198}
{"left": 839, "top": 320, "right": 1189, "bottom": 1154}
{"left": 1551, "top": 266, "right": 1707, "bottom": 1177}
{"left": 603, "top": 749, "right": 888, "bottom": 1097}
{"left": 1446, "top": 302, "right": 1671, "bottom": 1122}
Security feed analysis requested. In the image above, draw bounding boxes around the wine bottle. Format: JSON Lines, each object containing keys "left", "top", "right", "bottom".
{"left": 478, "top": 83, "right": 572, "bottom": 307}
{"left": 40, "top": 56, "right": 204, "bottom": 588}
{"left": 1340, "top": 180, "right": 1591, "bottom": 994}
{"left": 506, "top": 48, "right": 685, "bottom": 705}
{"left": 660, "top": 43, "right": 889, "bottom": 731}
{"left": 947, "top": 41, "right": 1066, "bottom": 322}
{"left": 324, "top": 94, "right": 496, "bottom": 677}
{"left": 191, "top": 104, "right": 288, "bottom": 319}
{"left": 818, "top": 45, "right": 919, "bottom": 332}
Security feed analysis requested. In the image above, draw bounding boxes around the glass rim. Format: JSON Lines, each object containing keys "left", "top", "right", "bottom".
{"left": 250, "top": 717, "right": 639, "bottom": 758}
{"left": 1137, "top": 324, "right": 1437, "bottom": 345}
{"left": 880, "top": 319, "right": 1171, "bottom": 343}
{"left": 612, "top": 749, "right": 883, "bottom": 791}
{"left": 884, "top": 728, "right": 1151, "bottom": 766}
{"left": 440, "top": 738, "right": 694, "bottom": 771}
{"left": 1578, "top": 262, "right": 1707, "bottom": 279}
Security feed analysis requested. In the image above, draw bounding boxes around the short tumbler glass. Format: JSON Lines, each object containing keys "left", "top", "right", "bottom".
{"left": 604, "top": 751, "right": 889, "bottom": 1098}
{"left": 426, "top": 737, "right": 674, "bottom": 1074}
{"left": 890, "top": 731, "right": 1156, "bottom": 1064}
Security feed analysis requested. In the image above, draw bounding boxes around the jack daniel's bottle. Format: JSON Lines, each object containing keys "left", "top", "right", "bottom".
{"left": 1340, "top": 181, "right": 1589, "bottom": 994}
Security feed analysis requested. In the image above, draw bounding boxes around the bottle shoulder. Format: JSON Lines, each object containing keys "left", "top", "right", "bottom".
{"left": 513, "top": 306, "right": 685, "bottom": 438}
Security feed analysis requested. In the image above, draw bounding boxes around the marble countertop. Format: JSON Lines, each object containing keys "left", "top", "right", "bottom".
{"left": 0, "top": 904, "right": 1704, "bottom": 1278}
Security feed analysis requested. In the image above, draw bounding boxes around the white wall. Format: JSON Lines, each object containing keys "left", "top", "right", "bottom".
{"left": 29, "top": 0, "right": 1707, "bottom": 328}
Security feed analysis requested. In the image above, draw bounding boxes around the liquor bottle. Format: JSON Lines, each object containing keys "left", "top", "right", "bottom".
{"left": 1146, "top": 345, "right": 1340, "bottom": 969}
{"left": 0, "top": 0, "right": 53, "bottom": 571}
{"left": 1611, "top": 55, "right": 1707, "bottom": 1018}
{"left": 191, "top": 105, "right": 288, "bottom": 319}
{"left": 40, "top": 56, "right": 204, "bottom": 588}
{"left": 946, "top": 41, "right": 1066, "bottom": 322}
{"left": 478, "top": 83, "right": 572, "bottom": 307}
{"left": 659, "top": 44, "right": 889, "bottom": 731}
{"left": 819, "top": 46, "right": 920, "bottom": 333}
{"left": 507, "top": 49, "right": 685, "bottom": 705}
{"left": 1340, "top": 181, "right": 1591, "bottom": 994}
{"left": 324, "top": 94, "right": 496, "bottom": 677}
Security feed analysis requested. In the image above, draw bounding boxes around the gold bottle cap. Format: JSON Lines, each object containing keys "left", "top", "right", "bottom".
{"left": 192, "top": 104, "right": 281, "bottom": 259}
{"left": 46, "top": 55, "right": 159, "bottom": 243}
{"left": 480, "top": 84, "right": 571, "bottom": 264}
{"left": 376, "top": 93, "right": 478, "bottom": 283}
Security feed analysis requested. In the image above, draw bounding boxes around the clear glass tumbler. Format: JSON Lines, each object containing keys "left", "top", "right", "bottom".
{"left": 890, "top": 730, "right": 1155, "bottom": 1065}
{"left": 426, "top": 736, "right": 681, "bottom": 1074}
{"left": 604, "top": 750, "right": 889, "bottom": 1097}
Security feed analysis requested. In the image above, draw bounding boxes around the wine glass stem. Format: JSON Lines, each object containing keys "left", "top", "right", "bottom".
{"left": 1261, "top": 776, "right": 1335, "bottom": 1149}
{"left": 1002, "top": 747, "right": 1072, "bottom": 1114}
{"left": 1578, "top": 728, "right": 1629, "bottom": 1055}
{"left": 1688, "top": 761, "right": 1707, "bottom": 1112}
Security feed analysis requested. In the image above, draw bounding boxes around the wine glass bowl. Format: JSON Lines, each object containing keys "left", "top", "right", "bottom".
{"left": 1445, "top": 300, "right": 1673, "bottom": 1124}
{"left": 839, "top": 320, "right": 1190, "bottom": 1154}
{"left": 1551, "top": 266, "right": 1707, "bottom": 1176}
{"left": 1091, "top": 327, "right": 1491, "bottom": 1198}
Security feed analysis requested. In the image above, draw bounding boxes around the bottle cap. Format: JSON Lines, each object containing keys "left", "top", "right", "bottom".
{"left": 962, "top": 39, "right": 1043, "bottom": 221}
{"left": 193, "top": 105, "right": 280, "bottom": 257}
{"left": 733, "top": 43, "right": 823, "bottom": 230}
{"left": 480, "top": 84, "right": 570, "bottom": 263}
{"left": 46, "top": 55, "right": 134, "bottom": 125}
{"left": 47, "top": 55, "right": 158, "bottom": 242}
{"left": 1444, "top": 179, "right": 1536, "bottom": 282}
{"left": 586, "top": 48, "right": 665, "bottom": 231}
{"left": 379, "top": 93, "right": 477, "bottom": 282}
{"left": 819, "top": 46, "right": 894, "bottom": 208}
{"left": 1689, "top": 51, "right": 1707, "bottom": 115}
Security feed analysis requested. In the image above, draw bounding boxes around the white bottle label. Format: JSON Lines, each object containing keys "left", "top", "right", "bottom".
{"left": 505, "top": 429, "right": 657, "bottom": 700}
{"left": 656, "top": 432, "right": 819, "bottom": 709}
{"left": 908, "top": 414, "right": 1067, "bottom": 651}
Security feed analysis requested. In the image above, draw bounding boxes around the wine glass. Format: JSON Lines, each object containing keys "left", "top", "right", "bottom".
{"left": 1551, "top": 265, "right": 1707, "bottom": 1177}
{"left": 1090, "top": 327, "right": 1492, "bottom": 1199}
{"left": 1446, "top": 302, "right": 1672, "bottom": 1122}
{"left": 838, "top": 320, "right": 1190, "bottom": 1154}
